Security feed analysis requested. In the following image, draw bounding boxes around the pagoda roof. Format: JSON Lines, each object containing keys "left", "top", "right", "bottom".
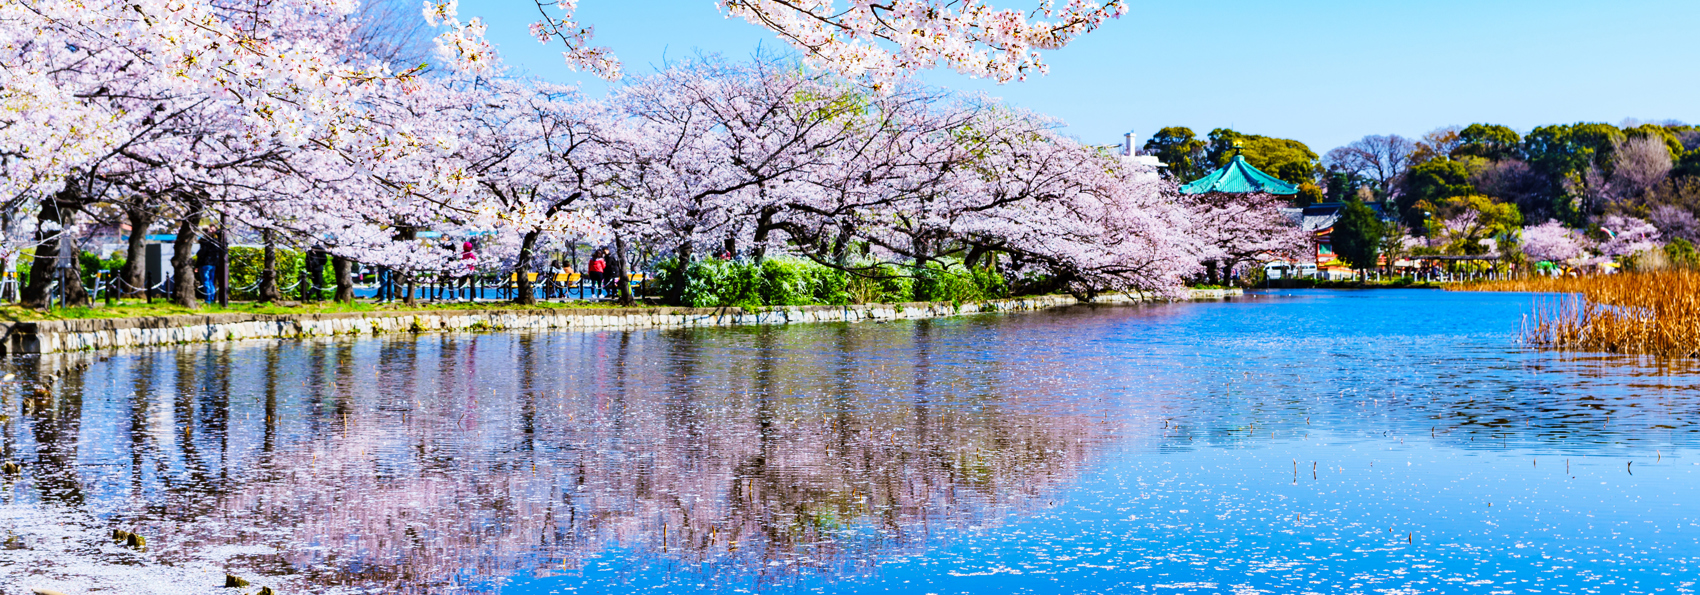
{"left": 1179, "top": 155, "right": 1299, "bottom": 195}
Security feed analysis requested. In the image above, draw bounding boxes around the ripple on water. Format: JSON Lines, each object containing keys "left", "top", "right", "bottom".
{"left": 0, "top": 290, "right": 1697, "bottom": 594}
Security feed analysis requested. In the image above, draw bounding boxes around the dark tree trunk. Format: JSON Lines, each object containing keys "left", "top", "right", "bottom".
{"left": 666, "top": 241, "right": 692, "bottom": 306}
{"left": 19, "top": 197, "right": 60, "bottom": 309}
{"left": 963, "top": 245, "right": 990, "bottom": 270}
{"left": 394, "top": 227, "right": 418, "bottom": 306}
{"left": 751, "top": 207, "right": 777, "bottom": 263}
{"left": 123, "top": 204, "right": 153, "bottom": 298}
{"left": 831, "top": 222, "right": 854, "bottom": 268}
{"left": 216, "top": 225, "right": 229, "bottom": 307}
{"left": 513, "top": 229, "right": 542, "bottom": 305}
{"left": 332, "top": 255, "right": 354, "bottom": 302}
{"left": 614, "top": 233, "right": 634, "bottom": 306}
{"left": 21, "top": 187, "right": 92, "bottom": 308}
{"left": 169, "top": 213, "right": 200, "bottom": 308}
{"left": 257, "top": 230, "right": 281, "bottom": 303}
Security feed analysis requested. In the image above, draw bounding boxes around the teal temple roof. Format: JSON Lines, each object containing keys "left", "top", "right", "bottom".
{"left": 1178, "top": 155, "right": 1299, "bottom": 195}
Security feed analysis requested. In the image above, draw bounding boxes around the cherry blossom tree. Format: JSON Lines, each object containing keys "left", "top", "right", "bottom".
{"left": 1520, "top": 220, "right": 1589, "bottom": 264}
{"left": 2, "top": 0, "right": 430, "bottom": 306}
{"left": 5, "top": 0, "right": 1277, "bottom": 308}
{"left": 1598, "top": 215, "right": 1661, "bottom": 259}
{"left": 847, "top": 104, "right": 1198, "bottom": 297}
{"left": 1184, "top": 191, "right": 1306, "bottom": 284}
{"left": 520, "top": 0, "right": 1130, "bottom": 83}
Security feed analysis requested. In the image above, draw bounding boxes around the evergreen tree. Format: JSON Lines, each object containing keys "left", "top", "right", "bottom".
{"left": 1333, "top": 200, "right": 1385, "bottom": 276}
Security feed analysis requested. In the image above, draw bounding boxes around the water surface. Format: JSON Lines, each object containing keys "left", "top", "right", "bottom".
{"left": 3, "top": 290, "right": 1697, "bottom": 594}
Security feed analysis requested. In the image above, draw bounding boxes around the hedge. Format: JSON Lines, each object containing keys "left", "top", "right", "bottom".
{"left": 652, "top": 256, "right": 1006, "bottom": 307}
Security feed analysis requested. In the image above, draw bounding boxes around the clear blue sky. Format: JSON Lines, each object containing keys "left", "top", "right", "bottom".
{"left": 457, "top": 0, "right": 1700, "bottom": 153}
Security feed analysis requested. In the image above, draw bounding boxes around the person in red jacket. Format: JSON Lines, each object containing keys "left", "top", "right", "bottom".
{"left": 587, "top": 249, "right": 607, "bottom": 298}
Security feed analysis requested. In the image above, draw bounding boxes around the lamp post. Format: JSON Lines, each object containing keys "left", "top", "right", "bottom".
{"left": 1423, "top": 211, "right": 1433, "bottom": 282}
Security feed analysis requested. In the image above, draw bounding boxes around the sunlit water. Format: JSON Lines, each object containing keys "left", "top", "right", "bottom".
{"left": 3, "top": 290, "right": 1699, "bottom": 594}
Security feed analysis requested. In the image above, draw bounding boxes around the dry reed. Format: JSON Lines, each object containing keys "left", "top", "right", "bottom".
{"left": 1451, "top": 271, "right": 1700, "bottom": 357}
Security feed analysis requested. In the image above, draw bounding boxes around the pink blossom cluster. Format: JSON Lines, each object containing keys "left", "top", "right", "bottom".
{"left": 1596, "top": 214, "right": 1661, "bottom": 259}
{"left": 513, "top": 0, "right": 1129, "bottom": 84}
{"left": 1519, "top": 220, "right": 1590, "bottom": 264}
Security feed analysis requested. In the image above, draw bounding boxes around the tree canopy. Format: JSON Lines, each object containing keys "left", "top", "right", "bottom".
{"left": 1331, "top": 200, "right": 1383, "bottom": 272}
{"left": 1142, "top": 127, "right": 1208, "bottom": 182}
{"left": 1203, "top": 129, "right": 1319, "bottom": 186}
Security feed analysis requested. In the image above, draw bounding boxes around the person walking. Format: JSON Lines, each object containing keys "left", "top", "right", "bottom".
{"left": 195, "top": 227, "right": 222, "bottom": 305}
{"left": 459, "top": 239, "right": 477, "bottom": 301}
{"left": 304, "top": 244, "right": 328, "bottom": 302}
{"left": 587, "top": 249, "right": 607, "bottom": 299}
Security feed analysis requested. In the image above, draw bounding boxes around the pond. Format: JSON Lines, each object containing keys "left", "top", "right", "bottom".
{"left": 3, "top": 290, "right": 1698, "bottom": 594}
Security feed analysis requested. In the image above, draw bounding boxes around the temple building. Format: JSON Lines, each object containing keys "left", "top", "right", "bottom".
{"left": 1178, "top": 155, "right": 1299, "bottom": 196}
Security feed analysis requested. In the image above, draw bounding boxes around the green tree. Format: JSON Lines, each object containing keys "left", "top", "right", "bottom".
{"left": 1205, "top": 128, "right": 1320, "bottom": 186}
{"left": 1435, "top": 195, "right": 1523, "bottom": 256}
{"left": 1523, "top": 123, "right": 1622, "bottom": 180}
{"left": 1142, "top": 126, "right": 1208, "bottom": 181}
{"left": 1324, "top": 170, "right": 1361, "bottom": 203}
{"left": 1454, "top": 124, "right": 1522, "bottom": 161}
{"left": 1396, "top": 158, "right": 1477, "bottom": 229}
{"left": 1521, "top": 122, "right": 1626, "bottom": 220}
{"left": 1332, "top": 200, "right": 1384, "bottom": 276}
{"left": 1295, "top": 182, "right": 1324, "bottom": 207}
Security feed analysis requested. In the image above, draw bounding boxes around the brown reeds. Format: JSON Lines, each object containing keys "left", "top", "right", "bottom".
{"left": 1452, "top": 271, "right": 1700, "bottom": 357}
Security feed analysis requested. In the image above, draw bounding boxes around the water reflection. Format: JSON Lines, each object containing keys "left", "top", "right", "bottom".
{"left": 5, "top": 290, "right": 1700, "bottom": 594}
{"left": 3, "top": 320, "right": 1112, "bottom": 592}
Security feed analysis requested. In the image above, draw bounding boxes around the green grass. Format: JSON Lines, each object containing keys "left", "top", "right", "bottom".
{"left": 0, "top": 298, "right": 628, "bottom": 322}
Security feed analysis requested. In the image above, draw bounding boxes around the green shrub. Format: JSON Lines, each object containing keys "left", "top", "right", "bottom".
{"left": 228, "top": 246, "right": 304, "bottom": 300}
{"left": 1666, "top": 238, "right": 1699, "bottom": 269}
{"left": 846, "top": 265, "right": 913, "bottom": 304}
{"left": 653, "top": 256, "right": 1012, "bottom": 307}
{"left": 654, "top": 256, "right": 858, "bottom": 307}
{"left": 912, "top": 261, "right": 1006, "bottom": 303}
{"left": 758, "top": 258, "right": 810, "bottom": 306}
{"left": 12, "top": 248, "right": 31, "bottom": 288}
{"left": 78, "top": 251, "right": 127, "bottom": 294}
{"left": 670, "top": 258, "right": 760, "bottom": 308}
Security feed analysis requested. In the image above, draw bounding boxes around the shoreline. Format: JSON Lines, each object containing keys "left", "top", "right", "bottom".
{"left": 2, "top": 289, "right": 1241, "bottom": 355}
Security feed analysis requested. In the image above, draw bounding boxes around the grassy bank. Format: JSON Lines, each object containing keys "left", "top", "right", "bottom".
{"left": 1453, "top": 272, "right": 1700, "bottom": 357}
{"left": 0, "top": 298, "right": 624, "bottom": 323}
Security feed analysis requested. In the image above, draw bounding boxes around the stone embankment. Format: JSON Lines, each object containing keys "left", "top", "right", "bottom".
{"left": 1, "top": 289, "right": 1240, "bottom": 354}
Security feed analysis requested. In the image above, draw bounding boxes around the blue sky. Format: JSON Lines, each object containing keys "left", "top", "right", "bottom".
{"left": 456, "top": 0, "right": 1700, "bottom": 153}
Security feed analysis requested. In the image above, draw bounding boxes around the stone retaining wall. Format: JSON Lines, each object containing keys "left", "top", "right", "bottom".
{"left": 2, "top": 289, "right": 1240, "bottom": 354}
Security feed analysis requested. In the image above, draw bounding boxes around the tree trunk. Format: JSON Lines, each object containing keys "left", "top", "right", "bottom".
{"left": 257, "top": 230, "right": 281, "bottom": 303}
{"left": 19, "top": 197, "right": 61, "bottom": 309}
{"left": 666, "top": 241, "right": 692, "bottom": 306}
{"left": 614, "top": 233, "right": 634, "bottom": 306}
{"left": 0, "top": 213, "right": 14, "bottom": 302}
{"left": 751, "top": 207, "right": 776, "bottom": 262}
{"left": 831, "top": 222, "right": 854, "bottom": 268}
{"left": 513, "top": 229, "right": 542, "bottom": 305}
{"left": 963, "top": 245, "right": 990, "bottom": 270}
{"left": 122, "top": 204, "right": 153, "bottom": 298}
{"left": 21, "top": 187, "right": 94, "bottom": 308}
{"left": 216, "top": 225, "right": 230, "bottom": 307}
{"left": 395, "top": 227, "right": 418, "bottom": 306}
{"left": 333, "top": 255, "right": 354, "bottom": 303}
{"left": 169, "top": 214, "right": 200, "bottom": 308}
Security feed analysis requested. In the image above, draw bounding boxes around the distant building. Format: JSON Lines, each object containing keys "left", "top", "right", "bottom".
{"left": 1118, "top": 131, "right": 1166, "bottom": 182}
{"left": 1178, "top": 155, "right": 1299, "bottom": 196}
{"left": 1290, "top": 202, "right": 1386, "bottom": 280}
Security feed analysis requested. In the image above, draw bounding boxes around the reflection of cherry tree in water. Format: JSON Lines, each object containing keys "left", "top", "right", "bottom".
{"left": 6, "top": 327, "right": 1108, "bottom": 592}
